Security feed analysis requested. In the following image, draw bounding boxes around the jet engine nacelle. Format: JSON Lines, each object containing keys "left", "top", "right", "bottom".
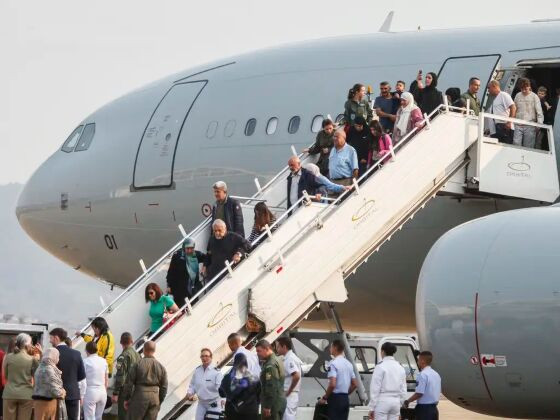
{"left": 416, "top": 205, "right": 560, "bottom": 419}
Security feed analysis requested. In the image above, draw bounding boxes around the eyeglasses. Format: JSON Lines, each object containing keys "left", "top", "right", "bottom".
{"left": 200, "top": 354, "right": 211, "bottom": 358}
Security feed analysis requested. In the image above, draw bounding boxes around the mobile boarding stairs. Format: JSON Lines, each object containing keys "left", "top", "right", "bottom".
{"left": 73, "top": 104, "right": 559, "bottom": 419}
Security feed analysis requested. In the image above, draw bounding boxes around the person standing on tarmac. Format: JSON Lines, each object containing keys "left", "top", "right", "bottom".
{"left": 186, "top": 348, "right": 223, "bottom": 420}
{"left": 274, "top": 337, "right": 303, "bottom": 420}
{"left": 227, "top": 333, "right": 261, "bottom": 377}
{"left": 256, "top": 340, "right": 286, "bottom": 420}
{"left": 112, "top": 332, "right": 140, "bottom": 420}
{"left": 318, "top": 339, "right": 358, "bottom": 420}
{"left": 404, "top": 351, "right": 441, "bottom": 420}
{"left": 368, "top": 342, "right": 407, "bottom": 420}
{"left": 122, "top": 341, "right": 167, "bottom": 420}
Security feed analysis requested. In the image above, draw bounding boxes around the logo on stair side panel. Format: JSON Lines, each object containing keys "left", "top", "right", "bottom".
{"left": 351, "top": 199, "right": 377, "bottom": 222}
{"left": 208, "top": 302, "right": 234, "bottom": 329}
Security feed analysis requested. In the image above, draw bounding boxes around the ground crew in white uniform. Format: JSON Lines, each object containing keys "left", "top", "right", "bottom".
{"left": 186, "top": 348, "right": 223, "bottom": 420}
{"left": 275, "top": 337, "right": 303, "bottom": 420}
{"left": 368, "top": 342, "right": 407, "bottom": 420}
{"left": 227, "top": 332, "right": 261, "bottom": 377}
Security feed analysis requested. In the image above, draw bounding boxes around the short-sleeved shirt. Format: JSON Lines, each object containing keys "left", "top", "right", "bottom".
{"left": 328, "top": 144, "right": 359, "bottom": 179}
{"left": 374, "top": 96, "right": 399, "bottom": 130}
{"left": 487, "top": 91, "right": 515, "bottom": 133}
{"left": 283, "top": 350, "right": 303, "bottom": 392}
{"left": 415, "top": 366, "right": 441, "bottom": 404}
{"left": 327, "top": 355, "right": 355, "bottom": 394}
{"left": 149, "top": 295, "right": 175, "bottom": 333}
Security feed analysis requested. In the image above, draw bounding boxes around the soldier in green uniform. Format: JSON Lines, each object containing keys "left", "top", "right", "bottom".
{"left": 344, "top": 83, "right": 373, "bottom": 126}
{"left": 122, "top": 341, "right": 167, "bottom": 420}
{"left": 112, "top": 332, "right": 141, "bottom": 420}
{"left": 256, "top": 340, "right": 286, "bottom": 420}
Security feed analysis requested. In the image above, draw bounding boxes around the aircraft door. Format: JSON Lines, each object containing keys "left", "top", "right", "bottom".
{"left": 437, "top": 55, "right": 501, "bottom": 106}
{"left": 133, "top": 81, "right": 207, "bottom": 189}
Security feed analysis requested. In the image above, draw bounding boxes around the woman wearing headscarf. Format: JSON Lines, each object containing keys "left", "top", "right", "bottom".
{"left": 166, "top": 238, "right": 208, "bottom": 307}
{"left": 32, "top": 348, "right": 65, "bottom": 420}
{"left": 393, "top": 92, "right": 425, "bottom": 144}
{"left": 410, "top": 71, "right": 443, "bottom": 116}
{"left": 2, "top": 333, "right": 38, "bottom": 420}
{"left": 219, "top": 353, "right": 260, "bottom": 420}
{"left": 78, "top": 317, "right": 115, "bottom": 378}
{"left": 247, "top": 202, "right": 278, "bottom": 247}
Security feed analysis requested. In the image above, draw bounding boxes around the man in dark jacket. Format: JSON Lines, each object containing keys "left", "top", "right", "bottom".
{"left": 346, "top": 116, "right": 374, "bottom": 176}
{"left": 203, "top": 219, "right": 251, "bottom": 281}
{"left": 211, "top": 181, "right": 245, "bottom": 237}
{"left": 166, "top": 237, "right": 208, "bottom": 307}
{"left": 286, "top": 156, "right": 320, "bottom": 209}
{"left": 49, "top": 328, "right": 86, "bottom": 420}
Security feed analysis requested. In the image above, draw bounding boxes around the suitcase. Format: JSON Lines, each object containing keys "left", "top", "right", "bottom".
{"left": 312, "top": 401, "right": 329, "bottom": 420}
{"left": 203, "top": 410, "right": 225, "bottom": 420}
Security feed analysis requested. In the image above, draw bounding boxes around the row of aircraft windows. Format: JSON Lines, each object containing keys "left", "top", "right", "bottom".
{"left": 61, "top": 123, "right": 96, "bottom": 153}
{"left": 206, "top": 114, "right": 346, "bottom": 139}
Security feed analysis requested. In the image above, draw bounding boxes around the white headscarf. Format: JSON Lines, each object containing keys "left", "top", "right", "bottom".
{"left": 395, "top": 92, "right": 419, "bottom": 135}
{"left": 304, "top": 163, "right": 321, "bottom": 177}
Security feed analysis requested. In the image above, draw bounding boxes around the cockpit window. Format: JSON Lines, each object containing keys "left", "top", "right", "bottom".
{"left": 61, "top": 125, "right": 84, "bottom": 153}
{"left": 288, "top": 116, "right": 300, "bottom": 134}
{"left": 74, "top": 123, "right": 96, "bottom": 152}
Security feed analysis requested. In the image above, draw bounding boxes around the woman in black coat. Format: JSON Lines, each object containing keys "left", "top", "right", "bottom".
{"left": 410, "top": 71, "right": 444, "bottom": 116}
{"left": 166, "top": 237, "right": 207, "bottom": 308}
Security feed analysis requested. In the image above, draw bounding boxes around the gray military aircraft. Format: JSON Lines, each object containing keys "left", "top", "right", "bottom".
{"left": 14, "top": 20, "right": 560, "bottom": 417}
{"left": 416, "top": 204, "right": 560, "bottom": 418}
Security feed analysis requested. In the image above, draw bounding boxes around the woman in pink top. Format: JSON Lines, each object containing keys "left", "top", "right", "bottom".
{"left": 393, "top": 92, "right": 424, "bottom": 144}
{"left": 367, "top": 120, "right": 393, "bottom": 169}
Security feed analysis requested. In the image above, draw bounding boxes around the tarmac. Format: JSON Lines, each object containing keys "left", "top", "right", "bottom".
{"left": 439, "top": 398, "right": 522, "bottom": 419}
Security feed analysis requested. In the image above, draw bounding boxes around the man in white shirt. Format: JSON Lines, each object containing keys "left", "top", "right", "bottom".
{"left": 513, "top": 77, "right": 544, "bottom": 148}
{"left": 486, "top": 80, "right": 516, "bottom": 144}
{"left": 275, "top": 337, "right": 303, "bottom": 420}
{"left": 368, "top": 342, "right": 407, "bottom": 420}
{"left": 186, "top": 348, "right": 223, "bottom": 420}
{"left": 227, "top": 332, "right": 261, "bottom": 377}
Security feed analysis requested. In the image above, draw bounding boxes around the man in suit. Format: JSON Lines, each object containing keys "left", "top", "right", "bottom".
{"left": 211, "top": 181, "right": 245, "bottom": 237}
{"left": 49, "top": 328, "right": 86, "bottom": 420}
{"left": 286, "top": 156, "right": 319, "bottom": 209}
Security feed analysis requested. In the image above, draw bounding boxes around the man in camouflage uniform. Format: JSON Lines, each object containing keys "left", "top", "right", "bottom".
{"left": 112, "top": 332, "right": 140, "bottom": 420}
{"left": 256, "top": 340, "right": 286, "bottom": 420}
{"left": 122, "top": 341, "right": 167, "bottom": 420}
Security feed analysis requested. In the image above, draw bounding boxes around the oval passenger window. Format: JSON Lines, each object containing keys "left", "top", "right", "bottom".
{"left": 335, "top": 114, "right": 345, "bottom": 124}
{"left": 206, "top": 121, "right": 218, "bottom": 139}
{"left": 288, "top": 116, "right": 300, "bottom": 134}
{"left": 224, "top": 120, "right": 236, "bottom": 138}
{"left": 266, "top": 117, "right": 278, "bottom": 135}
{"left": 311, "top": 115, "right": 324, "bottom": 133}
{"left": 245, "top": 118, "right": 257, "bottom": 136}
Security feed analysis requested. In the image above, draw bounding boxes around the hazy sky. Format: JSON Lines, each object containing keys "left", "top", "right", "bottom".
{"left": 1, "top": 0, "right": 559, "bottom": 184}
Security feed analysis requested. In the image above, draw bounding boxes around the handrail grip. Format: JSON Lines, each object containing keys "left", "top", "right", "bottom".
{"left": 480, "top": 112, "right": 553, "bottom": 130}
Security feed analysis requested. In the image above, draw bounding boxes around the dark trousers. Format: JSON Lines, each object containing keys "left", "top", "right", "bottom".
{"left": 415, "top": 403, "right": 439, "bottom": 420}
{"left": 491, "top": 123, "right": 513, "bottom": 144}
{"left": 327, "top": 393, "right": 349, "bottom": 420}
{"left": 65, "top": 399, "right": 80, "bottom": 420}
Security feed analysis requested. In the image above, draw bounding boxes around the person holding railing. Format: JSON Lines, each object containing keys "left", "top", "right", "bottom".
{"left": 393, "top": 92, "right": 424, "bottom": 144}
{"left": 303, "top": 118, "right": 335, "bottom": 176}
{"left": 145, "top": 284, "right": 179, "bottom": 336}
{"left": 286, "top": 156, "right": 317, "bottom": 209}
{"left": 303, "top": 164, "right": 349, "bottom": 198}
{"left": 166, "top": 237, "right": 208, "bottom": 308}
{"left": 78, "top": 317, "right": 115, "bottom": 379}
{"left": 248, "top": 202, "right": 278, "bottom": 247}
{"left": 211, "top": 181, "right": 245, "bottom": 238}
{"left": 202, "top": 220, "right": 251, "bottom": 284}
{"left": 486, "top": 80, "right": 516, "bottom": 144}
{"left": 368, "top": 121, "right": 393, "bottom": 168}
{"left": 513, "top": 78, "right": 544, "bottom": 149}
